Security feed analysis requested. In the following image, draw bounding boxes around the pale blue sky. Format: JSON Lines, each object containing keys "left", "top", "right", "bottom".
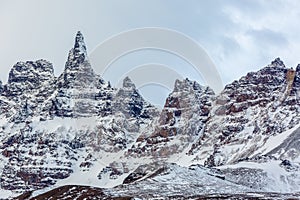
{"left": 1, "top": 0, "right": 300, "bottom": 104}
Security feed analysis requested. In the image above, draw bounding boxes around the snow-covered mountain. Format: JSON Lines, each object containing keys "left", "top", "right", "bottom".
{"left": 0, "top": 31, "right": 159, "bottom": 195}
{"left": 189, "top": 58, "right": 300, "bottom": 167}
{"left": 0, "top": 32, "right": 300, "bottom": 199}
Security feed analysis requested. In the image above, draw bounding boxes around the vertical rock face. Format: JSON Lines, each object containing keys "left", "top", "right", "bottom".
{"left": 287, "top": 64, "right": 300, "bottom": 106}
{"left": 129, "top": 78, "right": 215, "bottom": 158}
{"left": 190, "top": 58, "right": 300, "bottom": 166}
{"left": 156, "top": 79, "right": 214, "bottom": 138}
{"left": 0, "top": 80, "right": 3, "bottom": 94}
{"left": 0, "top": 80, "right": 15, "bottom": 120}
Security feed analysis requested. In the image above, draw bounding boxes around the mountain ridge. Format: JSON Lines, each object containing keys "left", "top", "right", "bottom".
{"left": 0, "top": 32, "right": 299, "bottom": 198}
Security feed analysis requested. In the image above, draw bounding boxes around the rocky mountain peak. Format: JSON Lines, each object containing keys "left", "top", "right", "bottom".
{"left": 160, "top": 78, "right": 214, "bottom": 129}
{"left": 59, "top": 31, "right": 96, "bottom": 88}
{"left": 1, "top": 31, "right": 300, "bottom": 198}
{"left": 8, "top": 60, "right": 54, "bottom": 84}
{"left": 270, "top": 57, "right": 285, "bottom": 68}
{"left": 173, "top": 78, "right": 192, "bottom": 93}
{"left": 172, "top": 78, "right": 214, "bottom": 97}
{"left": 122, "top": 76, "right": 136, "bottom": 89}
{"left": 113, "top": 77, "right": 158, "bottom": 119}
{"left": 74, "top": 31, "right": 88, "bottom": 59}
{"left": 65, "top": 31, "right": 90, "bottom": 69}
{"left": 4, "top": 60, "right": 55, "bottom": 98}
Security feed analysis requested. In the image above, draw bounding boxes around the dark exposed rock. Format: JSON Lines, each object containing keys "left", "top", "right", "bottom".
{"left": 22, "top": 185, "right": 107, "bottom": 200}
{"left": 113, "top": 76, "right": 158, "bottom": 119}
{"left": 271, "top": 57, "right": 285, "bottom": 67}
{"left": 190, "top": 58, "right": 300, "bottom": 166}
{"left": 4, "top": 60, "right": 55, "bottom": 99}
{"left": 98, "top": 162, "right": 129, "bottom": 180}
{"left": 129, "top": 78, "right": 215, "bottom": 157}
{"left": 0, "top": 80, "right": 3, "bottom": 94}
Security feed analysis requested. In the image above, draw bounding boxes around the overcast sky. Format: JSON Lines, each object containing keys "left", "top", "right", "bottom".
{"left": 1, "top": 0, "right": 300, "bottom": 103}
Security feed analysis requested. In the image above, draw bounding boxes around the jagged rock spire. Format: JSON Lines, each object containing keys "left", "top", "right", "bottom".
{"left": 172, "top": 78, "right": 214, "bottom": 96}
{"left": 65, "top": 31, "right": 90, "bottom": 70}
{"left": 122, "top": 76, "right": 136, "bottom": 89}
{"left": 271, "top": 57, "right": 285, "bottom": 67}
{"left": 60, "top": 31, "right": 96, "bottom": 88}
{"left": 74, "top": 31, "right": 88, "bottom": 58}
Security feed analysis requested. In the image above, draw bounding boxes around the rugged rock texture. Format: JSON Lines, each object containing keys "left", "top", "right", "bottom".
{"left": 129, "top": 79, "right": 215, "bottom": 158}
{"left": 0, "top": 80, "right": 3, "bottom": 94}
{"left": 190, "top": 58, "right": 300, "bottom": 166}
{"left": 0, "top": 32, "right": 159, "bottom": 194}
{"left": 52, "top": 31, "right": 114, "bottom": 118}
{"left": 0, "top": 32, "right": 300, "bottom": 198}
{"left": 113, "top": 76, "right": 159, "bottom": 120}
{"left": 1, "top": 60, "right": 56, "bottom": 123}
{"left": 5, "top": 59, "right": 55, "bottom": 99}
{"left": 0, "top": 121, "right": 80, "bottom": 192}
{"left": 58, "top": 31, "right": 96, "bottom": 89}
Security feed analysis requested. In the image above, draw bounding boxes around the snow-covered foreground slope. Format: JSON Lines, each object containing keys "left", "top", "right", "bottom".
{"left": 219, "top": 160, "right": 300, "bottom": 193}
{"left": 0, "top": 32, "right": 300, "bottom": 198}
{"left": 22, "top": 162, "right": 300, "bottom": 199}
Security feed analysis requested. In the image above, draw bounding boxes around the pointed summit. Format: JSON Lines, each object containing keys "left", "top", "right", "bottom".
{"left": 271, "top": 57, "right": 285, "bottom": 68}
{"left": 58, "top": 31, "right": 96, "bottom": 88}
{"left": 64, "top": 31, "right": 91, "bottom": 69}
{"left": 74, "top": 31, "right": 87, "bottom": 57}
{"left": 123, "top": 76, "right": 136, "bottom": 89}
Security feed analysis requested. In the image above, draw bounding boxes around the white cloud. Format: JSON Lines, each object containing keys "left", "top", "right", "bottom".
{"left": 209, "top": 0, "right": 300, "bottom": 83}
